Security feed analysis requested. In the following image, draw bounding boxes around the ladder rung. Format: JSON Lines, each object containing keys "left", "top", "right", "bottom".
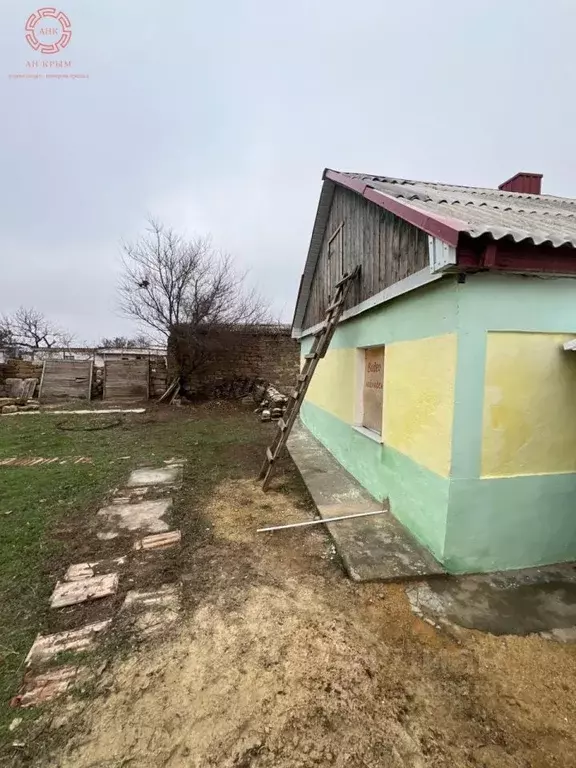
{"left": 291, "top": 390, "right": 299, "bottom": 399}
{"left": 266, "top": 447, "right": 274, "bottom": 463}
{"left": 335, "top": 273, "right": 352, "bottom": 288}
{"left": 335, "top": 265, "right": 360, "bottom": 288}
{"left": 297, "top": 373, "right": 307, "bottom": 382}
{"left": 278, "top": 418, "right": 286, "bottom": 431}
{"left": 305, "top": 353, "right": 316, "bottom": 359}
{"left": 327, "top": 299, "right": 344, "bottom": 312}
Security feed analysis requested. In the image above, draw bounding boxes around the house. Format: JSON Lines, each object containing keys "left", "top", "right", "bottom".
{"left": 292, "top": 169, "right": 576, "bottom": 574}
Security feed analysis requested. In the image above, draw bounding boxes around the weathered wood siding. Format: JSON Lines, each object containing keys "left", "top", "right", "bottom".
{"left": 39, "top": 361, "right": 93, "bottom": 403}
{"left": 302, "top": 186, "right": 429, "bottom": 329}
{"left": 103, "top": 359, "right": 149, "bottom": 401}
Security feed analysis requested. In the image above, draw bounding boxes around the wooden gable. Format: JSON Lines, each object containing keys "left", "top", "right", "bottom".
{"left": 302, "top": 186, "right": 429, "bottom": 330}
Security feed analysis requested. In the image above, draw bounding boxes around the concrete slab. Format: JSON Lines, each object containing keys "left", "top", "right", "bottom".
{"left": 121, "top": 584, "right": 180, "bottom": 637}
{"left": 133, "top": 530, "right": 181, "bottom": 551}
{"left": 25, "top": 621, "right": 111, "bottom": 666}
{"left": 50, "top": 573, "right": 118, "bottom": 609}
{"left": 97, "top": 499, "right": 172, "bottom": 534}
{"left": 127, "top": 466, "right": 182, "bottom": 488}
{"left": 287, "top": 421, "right": 444, "bottom": 582}
{"left": 112, "top": 486, "right": 150, "bottom": 504}
{"left": 406, "top": 564, "right": 576, "bottom": 636}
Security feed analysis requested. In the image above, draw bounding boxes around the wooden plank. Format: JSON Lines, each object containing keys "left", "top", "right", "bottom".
{"left": 38, "top": 360, "right": 47, "bottom": 402}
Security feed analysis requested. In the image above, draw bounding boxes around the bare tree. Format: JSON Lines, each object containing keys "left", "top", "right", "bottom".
{"left": 99, "top": 334, "right": 151, "bottom": 349}
{"left": 118, "top": 217, "right": 271, "bottom": 340}
{"left": 0, "top": 307, "right": 73, "bottom": 350}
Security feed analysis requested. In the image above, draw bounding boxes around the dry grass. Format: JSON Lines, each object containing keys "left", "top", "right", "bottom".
{"left": 49, "top": 471, "right": 576, "bottom": 768}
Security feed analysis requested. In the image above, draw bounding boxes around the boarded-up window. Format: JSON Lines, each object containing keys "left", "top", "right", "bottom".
{"left": 363, "top": 347, "right": 384, "bottom": 434}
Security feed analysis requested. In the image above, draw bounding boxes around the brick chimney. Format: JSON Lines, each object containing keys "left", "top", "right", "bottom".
{"left": 498, "top": 172, "right": 543, "bottom": 195}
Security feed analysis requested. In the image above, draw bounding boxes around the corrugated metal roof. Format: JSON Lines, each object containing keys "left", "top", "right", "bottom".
{"left": 341, "top": 172, "right": 576, "bottom": 248}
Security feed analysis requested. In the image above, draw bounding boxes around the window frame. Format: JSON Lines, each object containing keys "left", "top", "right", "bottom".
{"left": 354, "top": 344, "right": 385, "bottom": 442}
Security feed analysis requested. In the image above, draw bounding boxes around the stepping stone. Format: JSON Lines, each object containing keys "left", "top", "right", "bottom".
{"left": 121, "top": 584, "right": 180, "bottom": 637}
{"left": 12, "top": 666, "right": 82, "bottom": 708}
{"left": 50, "top": 573, "right": 118, "bottom": 609}
{"left": 127, "top": 466, "right": 182, "bottom": 488}
{"left": 112, "top": 486, "right": 151, "bottom": 505}
{"left": 97, "top": 499, "right": 172, "bottom": 535}
{"left": 133, "top": 530, "right": 181, "bottom": 551}
{"left": 26, "top": 620, "right": 111, "bottom": 666}
{"left": 64, "top": 557, "right": 126, "bottom": 582}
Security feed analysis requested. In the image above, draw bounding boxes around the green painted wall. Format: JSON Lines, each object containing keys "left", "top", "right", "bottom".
{"left": 301, "top": 276, "right": 459, "bottom": 351}
{"left": 446, "top": 273, "right": 576, "bottom": 572}
{"left": 299, "top": 279, "right": 460, "bottom": 562}
{"left": 299, "top": 271, "right": 576, "bottom": 574}
{"left": 445, "top": 474, "right": 576, "bottom": 573}
{"left": 301, "top": 401, "right": 450, "bottom": 561}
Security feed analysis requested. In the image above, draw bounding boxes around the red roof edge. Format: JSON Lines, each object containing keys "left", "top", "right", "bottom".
{"left": 324, "top": 169, "right": 463, "bottom": 247}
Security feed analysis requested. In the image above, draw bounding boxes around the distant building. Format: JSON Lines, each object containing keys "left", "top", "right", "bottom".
{"left": 12, "top": 346, "right": 167, "bottom": 367}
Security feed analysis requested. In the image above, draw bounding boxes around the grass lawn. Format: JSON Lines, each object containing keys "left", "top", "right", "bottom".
{"left": 0, "top": 403, "right": 270, "bottom": 755}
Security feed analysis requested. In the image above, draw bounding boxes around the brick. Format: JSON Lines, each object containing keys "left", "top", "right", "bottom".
{"left": 64, "top": 557, "right": 126, "bottom": 582}
{"left": 25, "top": 621, "right": 111, "bottom": 666}
{"left": 50, "top": 573, "right": 118, "bottom": 609}
{"left": 12, "top": 666, "right": 79, "bottom": 708}
{"left": 133, "top": 530, "right": 181, "bottom": 551}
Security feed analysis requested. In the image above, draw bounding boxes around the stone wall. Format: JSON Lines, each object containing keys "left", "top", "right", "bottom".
{"left": 169, "top": 325, "right": 299, "bottom": 397}
{"left": 0, "top": 359, "right": 43, "bottom": 383}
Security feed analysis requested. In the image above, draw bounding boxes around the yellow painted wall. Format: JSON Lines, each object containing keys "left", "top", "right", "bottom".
{"left": 482, "top": 332, "right": 576, "bottom": 477}
{"left": 384, "top": 334, "right": 457, "bottom": 478}
{"left": 303, "top": 347, "right": 356, "bottom": 424}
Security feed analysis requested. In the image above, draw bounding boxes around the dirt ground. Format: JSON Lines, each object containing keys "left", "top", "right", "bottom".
{"left": 47, "top": 463, "right": 576, "bottom": 768}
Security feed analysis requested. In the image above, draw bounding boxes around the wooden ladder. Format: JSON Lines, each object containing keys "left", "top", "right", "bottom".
{"left": 258, "top": 266, "right": 361, "bottom": 491}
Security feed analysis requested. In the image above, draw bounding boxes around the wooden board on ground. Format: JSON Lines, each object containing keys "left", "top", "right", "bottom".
{"left": 39, "top": 361, "right": 93, "bottom": 404}
{"left": 104, "top": 359, "right": 149, "bottom": 402}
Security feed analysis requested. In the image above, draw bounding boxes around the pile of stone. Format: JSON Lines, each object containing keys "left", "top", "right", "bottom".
{"left": 252, "top": 383, "right": 289, "bottom": 422}
{"left": 0, "top": 377, "right": 40, "bottom": 414}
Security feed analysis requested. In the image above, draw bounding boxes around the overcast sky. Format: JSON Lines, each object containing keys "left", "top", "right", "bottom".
{"left": 2, "top": 0, "right": 576, "bottom": 343}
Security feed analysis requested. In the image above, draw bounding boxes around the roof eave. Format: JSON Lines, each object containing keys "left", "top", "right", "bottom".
{"left": 291, "top": 176, "right": 336, "bottom": 335}
{"left": 325, "top": 170, "right": 464, "bottom": 247}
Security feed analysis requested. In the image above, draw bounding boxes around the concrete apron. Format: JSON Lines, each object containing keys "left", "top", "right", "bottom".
{"left": 287, "top": 422, "right": 445, "bottom": 582}
{"left": 407, "top": 564, "right": 576, "bottom": 638}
